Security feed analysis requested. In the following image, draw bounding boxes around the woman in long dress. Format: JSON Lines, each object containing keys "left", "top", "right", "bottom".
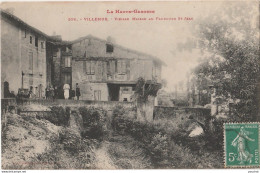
{"left": 231, "top": 127, "right": 255, "bottom": 164}
{"left": 63, "top": 83, "right": 70, "bottom": 99}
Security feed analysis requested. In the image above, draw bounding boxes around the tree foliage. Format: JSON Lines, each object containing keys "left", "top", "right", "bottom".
{"left": 135, "top": 77, "right": 161, "bottom": 103}
{"left": 189, "top": 2, "right": 259, "bottom": 119}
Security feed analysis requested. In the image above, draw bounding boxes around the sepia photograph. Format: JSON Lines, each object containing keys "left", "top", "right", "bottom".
{"left": 1, "top": 1, "right": 259, "bottom": 170}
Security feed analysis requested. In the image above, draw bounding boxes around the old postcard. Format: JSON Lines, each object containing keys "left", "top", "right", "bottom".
{"left": 1, "top": 1, "right": 259, "bottom": 170}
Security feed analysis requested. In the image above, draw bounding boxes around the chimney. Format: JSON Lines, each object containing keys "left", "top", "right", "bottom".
{"left": 107, "top": 36, "right": 116, "bottom": 44}
{"left": 51, "top": 31, "right": 62, "bottom": 41}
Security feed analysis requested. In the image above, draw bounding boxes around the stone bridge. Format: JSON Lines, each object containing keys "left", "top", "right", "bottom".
{"left": 153, "top": 106, "right": 212, "bottom": 128}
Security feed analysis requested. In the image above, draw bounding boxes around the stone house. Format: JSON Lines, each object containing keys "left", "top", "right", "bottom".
{"left": 70, "top": 35, "right": 164, "bottom": 101}
{"left": 1, "top": 10, "right": 164, "bottom": 102}
{"left": 46, "top": 37, "right": 72, "bottom": 90}
{"left": 1, "top": 10, "right": 48, "bottom": 98}
{"left": 1, "top": 10, "right": 72, "bottom": 98}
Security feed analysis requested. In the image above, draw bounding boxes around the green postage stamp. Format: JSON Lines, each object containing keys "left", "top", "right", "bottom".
{"left": 224, "top": 123, "right": 260, "bottom": 167}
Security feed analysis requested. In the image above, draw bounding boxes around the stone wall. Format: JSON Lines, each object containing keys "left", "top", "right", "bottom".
{"left": 1, "top": 98, "right": 135, "bottom": 112}
{"left": 1, "top": 16, "right": 21, "bottom": 97}
{"left": 20, "top": 28, "right": 47, "bottom": 96}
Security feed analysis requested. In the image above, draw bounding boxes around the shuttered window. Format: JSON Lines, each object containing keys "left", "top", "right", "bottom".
{"left": 94, "top": 90, "right": 101, "bottom": 100}
{"left": 29, "top": 52, "right": 33, "bottom": 71}
{"left": 91, "top": 61, "right": 95, "bottom": 75}
{"left": 107, "top": 61, "right": 110, "bottom": 75}
{"left": 65, "top": 57, "right": 71, "bottom": 67}
{"left": 83, "top": 61, "right": 86, "bottom": 73}
{"left": 64, "top": 73, "right": 71, "bottom": 85}
{"left": 117, "top": 60, "right": 126, "bottom": 74}
{"left": 85, "top": 61, "right": 95, "bottom": 75}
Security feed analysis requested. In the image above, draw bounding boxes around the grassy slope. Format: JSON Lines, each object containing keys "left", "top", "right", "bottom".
{"left": 2, "top": 113, "right": 61, "bottom": 169}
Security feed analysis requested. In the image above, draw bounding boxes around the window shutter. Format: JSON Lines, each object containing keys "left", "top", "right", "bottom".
{"left": 107, "top": 61, "right": 111, "bottom": 75}
{"left": 91, "top": 61, "right": 95, "bottom": 74}
{"left": 117, "top": 60, "right": 121, "bottom": 73}
{"left": 83, "top": 61, "right": 86, "bottom": 73}
{"left": 122, "top": 61, "right": 126, "bottom": 73}
{"left": 29, "top": 52, "right": 33, "bottom": 71}
{"left": 86, "top": 61, "right": 91, "bottom": 74}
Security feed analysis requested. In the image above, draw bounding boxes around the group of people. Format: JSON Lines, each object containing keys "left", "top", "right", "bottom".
{"left": 4, "top": 80, "right": 81, "bottom": 100}
{"left": 45, "top": 83, "right": 81, "bottom": 100}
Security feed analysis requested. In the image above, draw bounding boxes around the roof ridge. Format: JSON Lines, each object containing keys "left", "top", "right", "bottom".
{"left": 70, "top": 34, "right": 166, "bottom": 65}
{"left": 1, "top": 9, "right": 165, "bottom": 65}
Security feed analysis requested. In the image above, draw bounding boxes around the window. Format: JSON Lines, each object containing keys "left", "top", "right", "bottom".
{"left": 65, "top": 57, "right": 71, "bottom": 67}
{"left": 94, "top": 90, "right": 101, "bottom": 101}
{"left": 41, "top": 42, "right": 44, "bottom": 49}
{"left": 30, "top": 36, "right": 32, "bottom": 44}
{"left": 106, "top": 44, "right": 113, "bottom": 53}
{"left": 85, "top": 61, "right": 95, "bottom": 75}
{"left": 117, "top": 60, "right": 126, "bottom": 74}
{"left": 64, "top": 73, "right": 71, "bottom": 85}
{"left": 29, "top": 52, "right": 33, "bottom": 71}
{"left": 121, "top": 87, "right": 132, "bottom": 94}
{"left": 29, "top": 74, "right": 33, "bottom": 85}
{"left": 35, "top": 37, "right": 38, "bottom": 47}
{"left": 155, "top": 66, "right": 160, "bottom": 77}
{"left": 24, "top": 29, "right": 27, "bottom": 38}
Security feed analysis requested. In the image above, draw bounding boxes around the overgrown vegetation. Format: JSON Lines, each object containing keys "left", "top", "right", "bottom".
{"left": 186, "top": 2, "right": 260, "bottom": 120}
{"left": 135, "top": 77, "right": 161, "bottom": 103}
{"left": 36, "top": 106, "right": 70, "bottom": 126}
{"left": 78, "top": 107, "right": 108, "bottom": 140}
{"left": 28, "top": 106, "right": 110, "bottom": 169}
{"left": 111, "top": 106, "right": 222, "bottom": 168}
{"left": 33, "top": 128, "right": 98, "bottom": 169}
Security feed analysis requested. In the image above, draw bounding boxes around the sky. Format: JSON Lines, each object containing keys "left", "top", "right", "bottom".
{"left": 1, "top": 1, "right": 229, "bottom": 91}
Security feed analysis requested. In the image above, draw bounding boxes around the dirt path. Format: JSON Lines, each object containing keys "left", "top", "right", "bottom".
{"left": 94, "top": 141, "right": 117, "bottom": 169}
{"left": 93, "top": 132, "right": 151, "bottom": 169}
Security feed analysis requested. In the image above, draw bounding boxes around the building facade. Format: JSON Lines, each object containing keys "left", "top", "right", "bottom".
{"left": 1, "top": 10, "right": 164, "bottom": 102}
{"left": 46, "top": 38, "right": 72, "bottom": 90}
{"left": 1, "top": 10, "right": 48, "bottom": 98}
{"left": 71, "top": 35, "right": 164, "bottom": 101}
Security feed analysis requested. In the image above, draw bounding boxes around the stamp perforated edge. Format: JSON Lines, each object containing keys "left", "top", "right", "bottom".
{"left": 223, "top": 122, "right": 260, "bottom": 168}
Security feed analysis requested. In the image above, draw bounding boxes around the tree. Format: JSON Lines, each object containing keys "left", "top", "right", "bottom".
{"left": 187, "top": 2, "right": 259, "bottom": 120}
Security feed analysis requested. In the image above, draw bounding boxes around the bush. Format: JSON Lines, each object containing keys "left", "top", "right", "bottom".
{"left": 34, "top": 128, "right": 98, "bottom": 169}
{"left": 149, "top": 132, "right": 169, "bottom": 167}
{"left": 79, "top": 107, "right": 108, "bottom": 140}
{"left": 59, "top": 128, "right": 82, "bottom": 155}
{"left": 36, "top": 106, "right": 70, "bottom": 126}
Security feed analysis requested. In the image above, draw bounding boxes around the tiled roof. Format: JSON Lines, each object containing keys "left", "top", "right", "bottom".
{"left": 1, "top": 9, "right": 165, "bottom": 65}
{"left": 71, "top": 34, "right": 166, "bottom": 66}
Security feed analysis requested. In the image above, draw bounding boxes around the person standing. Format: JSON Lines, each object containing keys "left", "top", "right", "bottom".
{"left": 76, "top": 83, "right": 81, "bottom": 100}
{"left": 63, "top": 83, "right": 70, "bottom": 99}
{"left": 49, "top": 85, "right": 55, "bottom": 100}
{"left": 54, "top": 86, "right": 59, "bottom": 99}
{"left": 45, "top": 86, "right": 49, "bottom": 99}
